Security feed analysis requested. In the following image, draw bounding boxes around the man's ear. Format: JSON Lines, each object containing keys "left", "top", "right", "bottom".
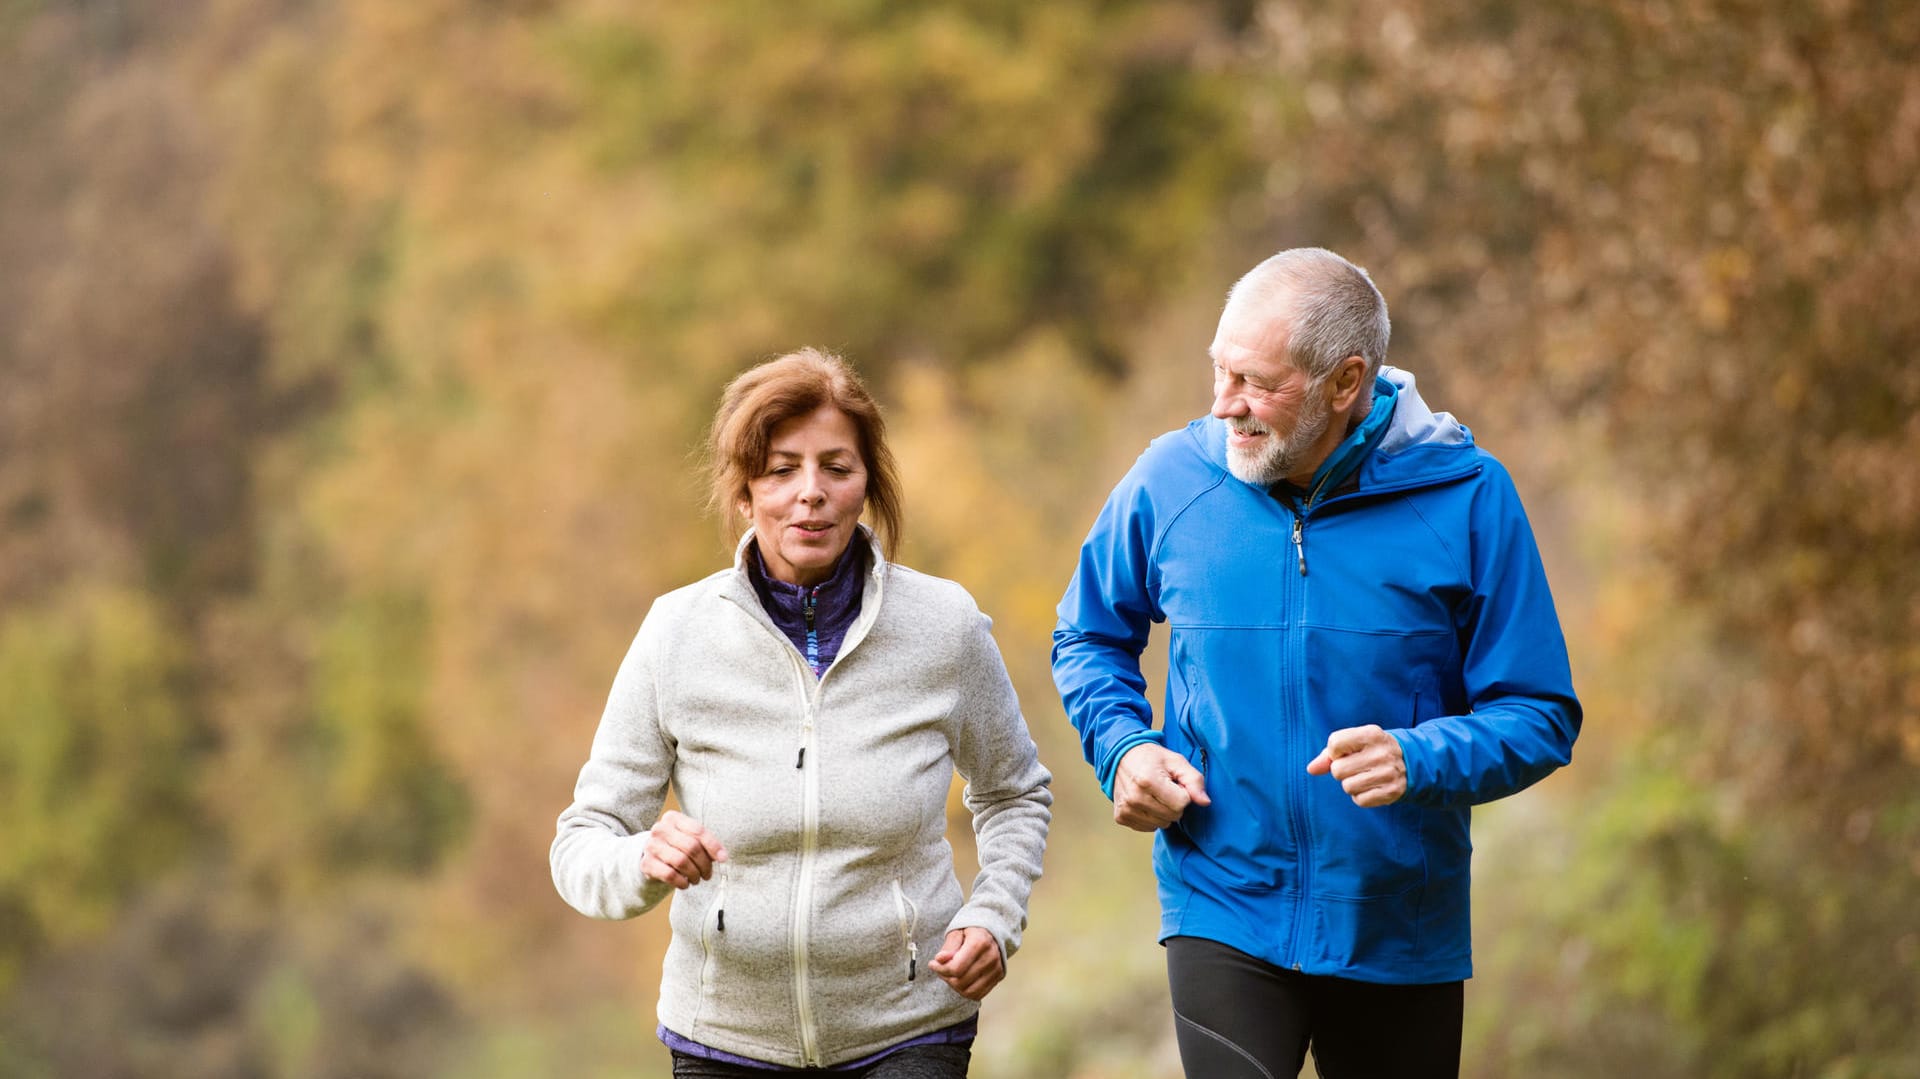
{"left": 1330, "top": 355, "right": 1369, "bottom": 411}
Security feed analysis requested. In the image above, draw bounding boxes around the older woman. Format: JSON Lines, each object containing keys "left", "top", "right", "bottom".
{"left": 551, "top": 348, "right": 1052, "bottom": 1078}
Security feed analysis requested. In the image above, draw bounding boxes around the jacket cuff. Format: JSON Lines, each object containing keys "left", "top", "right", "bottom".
{"left": 1096, "top": 730, "right": 1166, "bottom": 800}
{"left": 628, "top": 830, "right": 675, "bottom": 914}
{"left": 946, "top": 908, "right": 1017, "bottom": 959}
{"left": 1388, "top": 728, "right": 1433, "bottom": 805}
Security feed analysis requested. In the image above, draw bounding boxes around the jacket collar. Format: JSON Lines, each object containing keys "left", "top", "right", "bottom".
{"left": 731, "top": 523, "right": 887, "bottom": 582}
{"left": 1196, "top": 364, "right": 1479, "bottom": 495}
{"left": 721, "top": 525, "right": 889, "bottom": 663}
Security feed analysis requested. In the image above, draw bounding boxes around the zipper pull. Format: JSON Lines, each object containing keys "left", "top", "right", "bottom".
{"left": 908, "top": 940, "right": 918, "bottom": 981}
{"left": 803, "top": 589, "right": 816, "bottom": 631}
{"left": 1292, "top": 516, "right": 1307, "bottom": 576}
{"left": 716, "top": 908, "right": 725, "bottom": 932}
{"left": 795, "top": 746, "right": 805, "bottom": 769}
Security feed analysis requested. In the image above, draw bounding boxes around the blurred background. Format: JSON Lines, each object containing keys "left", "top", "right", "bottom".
{"left": 2, "top": 1, "right": 1916, "bottom": 1076}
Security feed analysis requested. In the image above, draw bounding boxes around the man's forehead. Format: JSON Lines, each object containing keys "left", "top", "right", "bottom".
{"left": 1210, "top": 303, "right": 1294, "bottom": 368}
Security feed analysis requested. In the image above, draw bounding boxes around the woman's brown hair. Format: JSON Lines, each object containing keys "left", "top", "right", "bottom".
{"left": 707, "top": 348, "right": 903, "bottom": 559}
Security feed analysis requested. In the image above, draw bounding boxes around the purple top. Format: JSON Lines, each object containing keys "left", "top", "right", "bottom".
{"left": 747, "top": 540, "right": 866, "bottom": 677}
{"left": 657, "top": 1017, "right": 978, "bottom": 1071}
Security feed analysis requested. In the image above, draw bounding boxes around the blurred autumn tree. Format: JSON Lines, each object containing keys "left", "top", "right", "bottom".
{"left": 3, "top": 2, "right": 1264, "bottom": 1075}
{"left": 1, "top": 0, "right": 1914, "bottom": 1077}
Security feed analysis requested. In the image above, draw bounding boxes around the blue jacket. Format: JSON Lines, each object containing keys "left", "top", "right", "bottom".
{"left": 1052, "top": 368, "right": 1580, "bottom": 984}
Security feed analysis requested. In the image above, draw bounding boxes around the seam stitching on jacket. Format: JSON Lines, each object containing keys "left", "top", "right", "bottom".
{"left": 1148, "top": 425, "right": 1233, "bottom": 582}
{"left": 1397, "top": 490, "right": 1468, "bottom": 582}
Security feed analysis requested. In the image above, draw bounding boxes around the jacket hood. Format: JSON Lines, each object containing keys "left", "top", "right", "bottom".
{"left": 1193, "top": 365, "right": 1478, "bottom": 493}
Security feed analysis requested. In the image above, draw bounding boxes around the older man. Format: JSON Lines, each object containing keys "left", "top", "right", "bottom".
{"left": 1052, "top": 247, "right": 1581, "bottom": 1078}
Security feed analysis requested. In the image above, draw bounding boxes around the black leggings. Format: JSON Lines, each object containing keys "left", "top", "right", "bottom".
{"left": 670, "top": 1044, "right": 970, "bottom": 1078}
{"left": 1165, "top": 936, "right": 1462, "bottom": 1079}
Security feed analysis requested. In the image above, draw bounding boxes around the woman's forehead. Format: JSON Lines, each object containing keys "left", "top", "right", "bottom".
{"left": 767, "top": 405, "right": 861, "bottom": 452}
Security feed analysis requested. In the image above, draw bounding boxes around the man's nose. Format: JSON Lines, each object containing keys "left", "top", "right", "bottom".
{"left": 1210, "top": 382, "right": 1243, "bottom": 419}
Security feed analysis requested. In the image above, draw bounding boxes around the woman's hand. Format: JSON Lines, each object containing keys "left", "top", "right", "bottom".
{"left": 928, "top": 927, "right": 1004, "bottom": 1001}
{"left": 640, "top": 810, "right": 728, "bottom": 889}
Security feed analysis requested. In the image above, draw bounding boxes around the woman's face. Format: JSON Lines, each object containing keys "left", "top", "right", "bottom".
{"left": 745, "top": 404, "right": 869, "bottom": 586}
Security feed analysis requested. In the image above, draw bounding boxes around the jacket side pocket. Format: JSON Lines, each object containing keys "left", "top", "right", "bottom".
{"left": 694, "top": 864, "right": 731, "bottom": 1034}
{"left": 890, "top": 879, "right": 919, "bottom": 984}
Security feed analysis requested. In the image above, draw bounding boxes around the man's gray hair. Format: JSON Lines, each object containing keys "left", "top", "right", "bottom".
{"left": 1225, "top": 248, "right": 1391, "bottom": 385}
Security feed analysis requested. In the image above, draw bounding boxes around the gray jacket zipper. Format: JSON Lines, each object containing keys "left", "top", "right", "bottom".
{"left": 890, "top": 879, "right": 921, "bottom": 982}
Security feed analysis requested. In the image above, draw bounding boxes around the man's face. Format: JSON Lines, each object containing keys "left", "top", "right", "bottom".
{"left": 1209, "top": 297, "right": 1331, "bottom": 486}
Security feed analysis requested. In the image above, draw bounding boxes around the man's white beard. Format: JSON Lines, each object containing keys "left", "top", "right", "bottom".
{"left": 1225, "top": 393, "right": 1332, "bottom": 487}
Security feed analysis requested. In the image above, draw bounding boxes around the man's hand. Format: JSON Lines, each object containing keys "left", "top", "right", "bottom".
{"left": 640, "top": 809, "right": 729, "bottom": 889}
{"left": 1306, "top": 724, "right": 1407, "bottom": 807}
{"left": 928, "top": 927, "right": 1004, "bottom": 1001}
{"left": 1113, "top": 743, "right": 1210, "bottom": 831}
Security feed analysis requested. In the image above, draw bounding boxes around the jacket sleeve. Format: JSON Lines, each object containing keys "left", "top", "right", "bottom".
{"left": 1391, "top": 461, "right": 1583, "bottom": 808}
{"left": 945, "top": 609, "right": 1053, "bottom": 959}
{"left": 1051, "top": 470, "right": 1167, "bottom": 799}
{"left": 549, "top": 606, "right": 678, "bottom": 919}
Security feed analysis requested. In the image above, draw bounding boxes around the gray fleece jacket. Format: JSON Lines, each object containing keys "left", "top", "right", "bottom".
{"left": 550, "top": 529, "right": 1053, "bottom": 1068}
